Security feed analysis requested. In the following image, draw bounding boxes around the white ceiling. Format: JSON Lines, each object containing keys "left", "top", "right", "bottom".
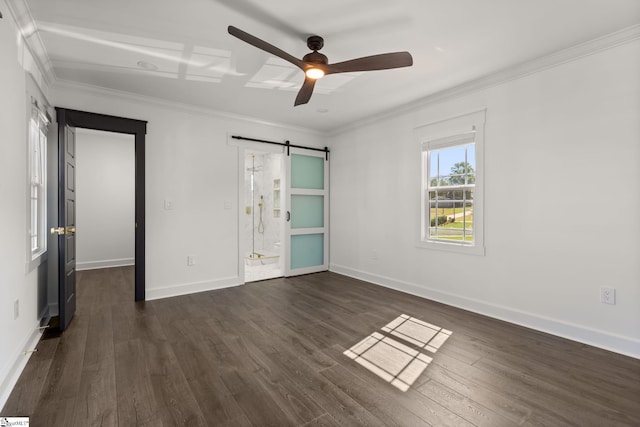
{"left": 15, "top": 0, "right": 640, "bottom": 132}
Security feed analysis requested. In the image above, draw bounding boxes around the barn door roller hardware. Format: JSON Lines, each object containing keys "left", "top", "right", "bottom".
{"left": 231, "top": 135, "right": 329, "bottom": 161}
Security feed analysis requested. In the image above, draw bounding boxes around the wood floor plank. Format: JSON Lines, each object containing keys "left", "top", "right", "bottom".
{"left": 322, "top": 344, "right": 472, "bottom": 427}
{"left": 3, "top": 268, "right": 640, "bottom": 427}
{"left": 212, "top": 315, "right": 329, "bottom": 425}
{"left": 473, "top": 355, "right": 640, "bottom": 426}
{"left": 182, "top": 371, "right": 247, "bottom": 426}
{"left": 220, "top": 368, "right": 298, "bottom": 426}
{"left": 227, "top": 320, "right": 330, "bottom": 424}
{"left": 0, "top": 338, "right": 58, "bottom": 417}
{"left": 28, "top": 310, "right": 90, "bottom": 426}
{"left": 265, "top": 349, "right": 386, "bottom": 427}
{"left": 114, "top": 339, "right": 163, "bottom": 426}
{"left": 73, "top": 308, "right": 117, "bottom": 427}
{"left": 303, "top": 414, "right": 343, "bottom": 427}
{"left": 422, "top": 355, "right": 533, "bottom": 424}
{"left": 245, "top": 307, "right": 337, "bottom": 372}
{"left": 320, "top": 363, "right": 443, "bottom": 427}
{"left": 417, "top": 378, "right": 517, "bottom": 427}
{"left": 479, "top": 345, "right": 640, "bottom": 418}
{"left": 141, "top": 339, "right": 207, "bottom": 426}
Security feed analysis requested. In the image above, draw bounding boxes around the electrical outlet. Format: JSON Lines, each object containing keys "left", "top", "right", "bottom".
{"left": 14, "top": 299, "right": 19, "bottom": 319}
{"left": 187, "top": 255, "right": 196, "bottom": 266}
{"left": 600, "top": 287, "right": 616, "bottom": 305}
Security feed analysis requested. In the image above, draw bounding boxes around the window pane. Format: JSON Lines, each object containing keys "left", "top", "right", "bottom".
{"left": 466, "top": 144, "right": 476, "bottom": 169}
{"left": 438, "top": 145, "right": 466, "bottom": 177}
{"left": 429, "top": 152, "right": 438, "bottom": 181}
{"left": 427, "top": 189, "right": 474, "bottom": 243}
{"left": 429, "top": 144, "right": 475, "bottom": 188}
{"left": 31, "top": 195, "right": 38, "bottom": 252}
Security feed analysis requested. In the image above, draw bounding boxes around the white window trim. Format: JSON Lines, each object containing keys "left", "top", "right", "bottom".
{"left": 415, "top": 109, "right": 486, "bottom": 256}
{"left": 26, "top": 98, "right": 50, "bottom": 272}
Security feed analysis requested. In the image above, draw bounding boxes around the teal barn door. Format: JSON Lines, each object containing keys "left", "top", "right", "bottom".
{"left": 285, "top": 148, "right": 329, "bottom": 276}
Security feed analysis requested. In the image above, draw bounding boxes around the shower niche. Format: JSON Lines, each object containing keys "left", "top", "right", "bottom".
{"left": 244, "top": 151, "right": 284, "bottom": 282}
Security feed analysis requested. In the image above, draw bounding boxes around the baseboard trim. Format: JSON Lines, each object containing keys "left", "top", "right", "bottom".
{"left": 329, "top": 264, "right": 640, "bottom": 359}
{"left": 76, "top": 258, "right": 135, "bottom": 271}
{"left": 145, "top": 276, "right": 242, "bottom": 301}
{"left": 0, "top": 321, "right": 43, "bottom": 412}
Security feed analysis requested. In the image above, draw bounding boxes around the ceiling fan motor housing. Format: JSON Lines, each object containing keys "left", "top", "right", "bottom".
{"left": 303, "top": 51, "right": 328, "bottom": 66}
{"left": 306, "top": 35, "right": 324, "bottom": 51}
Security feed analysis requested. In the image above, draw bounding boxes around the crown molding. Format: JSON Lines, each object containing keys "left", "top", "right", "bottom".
{"left": 5, "top": 0, "right": 55, "bottom": 86}
{"left": 52, "top": 79, "right": 326, "bottom": 137}
{"left": 329, "top": 24, "right": 640, "bottom": 137}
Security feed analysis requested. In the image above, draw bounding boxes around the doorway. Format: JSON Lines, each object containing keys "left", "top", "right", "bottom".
{"left": 55, "top": 108, "right": 146, "bottom": 331}
{"left": 232, "top": 136, "right": 330, "bottom": 284}
{"left": 75, "top": 129, "right": 135, "bottom": 271}
{"left": 243, "top": 149, "right": 285, "bottom": 282}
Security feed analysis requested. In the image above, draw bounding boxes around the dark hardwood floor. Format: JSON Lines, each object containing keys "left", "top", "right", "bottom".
{"left": 2, "top": 267, "right": 640, "bottom": 426}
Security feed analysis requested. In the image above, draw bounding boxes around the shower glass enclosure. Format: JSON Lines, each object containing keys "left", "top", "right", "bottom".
{"left": 244, "top": 151, "right": 284, "bottom": 282}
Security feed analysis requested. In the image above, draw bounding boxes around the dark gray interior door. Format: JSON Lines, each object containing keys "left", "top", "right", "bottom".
{"left": 58, "top": 124, "right": 77, "bottom": 330}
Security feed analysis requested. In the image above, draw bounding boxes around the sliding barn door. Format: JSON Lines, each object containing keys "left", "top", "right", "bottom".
{"left": 284, "top": 148, "right": 329, "bottom": 276}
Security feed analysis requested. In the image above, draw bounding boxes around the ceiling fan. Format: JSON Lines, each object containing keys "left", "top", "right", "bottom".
{"left": 228, "top": 26, "right": 413, "bottom": 106}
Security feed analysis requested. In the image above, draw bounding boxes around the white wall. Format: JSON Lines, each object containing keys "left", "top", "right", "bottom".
{"left": 0, "top": 0, "right": 49, "bottom": 408}
{"left": 329, "top": 39, "right": 640, "bottom": 358}
{"left": 51, "top": 84, "right": 325, "bottom": 300}
{"left": 75, "top": 129, "right": 135, "bottom": 270}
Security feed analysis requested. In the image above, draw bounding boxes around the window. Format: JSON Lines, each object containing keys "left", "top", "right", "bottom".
{"left": 28, "top": 100, "right": 49, "bottom": 264}
{"left": 416, "top": 110, "right": 485, "bottom": 255}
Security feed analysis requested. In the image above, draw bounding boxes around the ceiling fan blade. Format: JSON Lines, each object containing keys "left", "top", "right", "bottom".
{"left": 228, "top": 26, "right": 304, "bottom": 70}
{"left": 294, "top": 77, "right": 316, "bottom": 106}
{"left": 325, "top": 52, "right": 413, "bottom": 75}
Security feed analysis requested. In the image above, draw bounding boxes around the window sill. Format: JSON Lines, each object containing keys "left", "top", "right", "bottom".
{"left": 416, "top": 240, "right": 485, "bottom": 256}
{"left": 26, "top": 251, "right": 47, "bottom": 274}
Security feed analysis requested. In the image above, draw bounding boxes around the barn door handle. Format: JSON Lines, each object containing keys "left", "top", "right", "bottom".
{"left": 286, "top": 211, "right": 291, "bottom": 222}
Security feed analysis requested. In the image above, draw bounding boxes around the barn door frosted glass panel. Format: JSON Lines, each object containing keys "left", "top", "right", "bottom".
{"left": 291, "top": 154, "right": 324, "bottom": 189}
{"left": 291, "top": 195, "right": 324, "bottom": 228}
{"left": 291, "top": 233, "right": 324, "bottom": 269}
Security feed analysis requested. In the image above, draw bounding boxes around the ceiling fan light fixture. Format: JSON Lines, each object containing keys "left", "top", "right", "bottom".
{"left": 305, "top": 67, "right": 325, "bottom": 80}
{"left": 227, "top": 26, "right": 413, "bottom": 106}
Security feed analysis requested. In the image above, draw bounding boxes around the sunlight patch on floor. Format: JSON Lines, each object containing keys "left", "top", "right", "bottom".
{"left": 344, "top": 314, "right": 451, "bottom": 392}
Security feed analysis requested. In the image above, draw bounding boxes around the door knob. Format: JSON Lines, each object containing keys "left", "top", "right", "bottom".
{"left": 66, "top": 226, "right": 76, "bottom": 234}
{"left": 51, "top": 227, "right": 65, "bottom": 235}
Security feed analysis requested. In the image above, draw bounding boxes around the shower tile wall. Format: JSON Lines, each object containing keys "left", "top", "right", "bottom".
{"left": 244, "top": 152, "right": 282, "bottom": 256}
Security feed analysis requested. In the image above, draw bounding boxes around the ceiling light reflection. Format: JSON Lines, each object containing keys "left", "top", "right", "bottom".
{"left": 37, "top": 22, "right": 209, "bottom": 67}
